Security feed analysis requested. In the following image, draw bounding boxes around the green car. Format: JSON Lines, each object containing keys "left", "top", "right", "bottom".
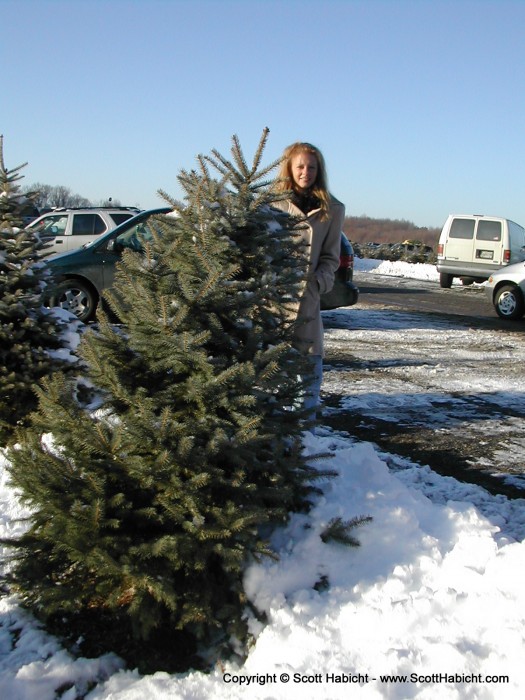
{"left": 45, "top": 207, "right": 171, "bottom": 322}
{"left": 45, "top": 207, "right": 359, "bottom": 323}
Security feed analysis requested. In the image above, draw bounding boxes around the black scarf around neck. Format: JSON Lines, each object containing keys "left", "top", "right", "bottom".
{"left": 291, "top": 190, "right": 321, "bottom": 215}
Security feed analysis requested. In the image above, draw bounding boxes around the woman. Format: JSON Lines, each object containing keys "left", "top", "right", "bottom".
{"left": 273, "top": 142, "right": 345, "bottom": 419}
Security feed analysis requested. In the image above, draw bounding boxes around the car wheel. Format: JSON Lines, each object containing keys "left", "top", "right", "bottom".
{"left": 439, "top": 272, "right": 453, "bottom": 288}
{"left": 494, "top": 284, "right": 525, "bottom": 320}
{"left": 49, "top": 279, "right": 98, "bottom": 322}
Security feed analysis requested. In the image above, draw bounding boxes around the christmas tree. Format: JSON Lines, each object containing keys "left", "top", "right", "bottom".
{"left": 0, "top": 135, "right": 77, "bottom": 445}
{"left": 3, "top": 130, "right": 334, "bottom": 672}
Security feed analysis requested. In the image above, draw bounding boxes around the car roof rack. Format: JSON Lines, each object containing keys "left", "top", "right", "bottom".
{"left": 46, "top": 206, "right": 141, "bottom": 212}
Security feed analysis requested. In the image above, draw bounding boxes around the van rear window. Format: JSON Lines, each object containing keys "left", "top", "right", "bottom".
{"left": 476, "top": 220, "right": 501, "bottom": 242}
{"left": 449, "top": 219, "right": 475, "bottom": 239}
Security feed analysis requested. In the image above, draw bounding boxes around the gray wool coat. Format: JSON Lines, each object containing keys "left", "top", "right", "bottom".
{"left": 273, "top": 195, "right": 345, "bottom": 357}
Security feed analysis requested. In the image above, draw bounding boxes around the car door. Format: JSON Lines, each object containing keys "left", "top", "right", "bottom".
{"left": 474, "top": 219, "right": 503, "bottom": 265}
{"left": 30, "top": 214, "right": 69, "bottom": 255}
{"left": 444, "top": 217, "right": 476, "bottom": 262}
{"left": 97, "top": 218, "right": 159, "bottom": 292}
{"left": 65, "top": 213, "right": 108, "bottom": 252}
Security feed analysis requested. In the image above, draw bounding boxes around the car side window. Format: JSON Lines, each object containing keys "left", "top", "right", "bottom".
{"left": 449, "top": 219, "right": 475, "bottom": 239}
{"left": 33, "top": 215, "right": 68, "bottom": 235}
{"left": 72, "top": 214, "right": 107, "bottom": 236}
{"left": 476, "top": 220, "right": 501, "bottom": 242}
{"left": 110, "top": 213, "right": 135, "bottom": 225}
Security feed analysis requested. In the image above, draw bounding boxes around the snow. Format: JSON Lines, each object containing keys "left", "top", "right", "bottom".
{"left": 1, "top": 259, "right": 524, "bottom": 700}
{"left": 355, "top": 256, "right": 442, "bottom": 282}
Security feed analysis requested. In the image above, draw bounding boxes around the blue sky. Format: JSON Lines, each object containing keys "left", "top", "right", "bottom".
{"left": 2, "top": 0, "right": 524, "bottom": 228}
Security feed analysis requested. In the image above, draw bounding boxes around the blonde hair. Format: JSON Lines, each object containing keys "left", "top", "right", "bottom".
{"left": 274, "top": 142, "right": 331, "bottom": 218}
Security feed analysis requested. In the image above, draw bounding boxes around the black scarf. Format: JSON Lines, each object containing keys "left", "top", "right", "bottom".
{"left": 291, "top": 190, "right": 321, "bottom": 215}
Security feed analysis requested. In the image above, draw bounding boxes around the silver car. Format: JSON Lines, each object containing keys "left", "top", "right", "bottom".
{"left": 485, "top": 261, "right": 525, "bottom": 319}
{"left": 26, "top": 206, "right": 141, "bottom": 256}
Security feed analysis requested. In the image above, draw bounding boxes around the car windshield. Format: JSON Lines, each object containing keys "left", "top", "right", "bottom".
{"left": 81, "top": 217, "right": 153, "bottom": 250}
{"left": 80, "top": 209, "right": 172, "bottom": 250}
{"left": 114, "top": 220, "right": 158, "bottom": 251}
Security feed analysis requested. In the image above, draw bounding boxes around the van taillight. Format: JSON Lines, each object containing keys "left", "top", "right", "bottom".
{"left": 437, "top": 243, "right": 444, "bottom": 255}
{"left": 504, "top": 249, "right": 511, "bottom": 263}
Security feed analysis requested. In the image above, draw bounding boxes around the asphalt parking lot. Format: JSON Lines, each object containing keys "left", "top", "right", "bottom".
{"left": 320, "top": 287, "right": 525, "bottom": 499}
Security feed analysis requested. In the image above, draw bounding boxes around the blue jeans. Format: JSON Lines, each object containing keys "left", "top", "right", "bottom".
{"left": 302, "top": 354, "right": 323, "bottom": 418}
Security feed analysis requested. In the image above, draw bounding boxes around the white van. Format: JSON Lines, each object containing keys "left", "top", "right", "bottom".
{"left": 436, "top": 214, "right": 525, "bottom": 288}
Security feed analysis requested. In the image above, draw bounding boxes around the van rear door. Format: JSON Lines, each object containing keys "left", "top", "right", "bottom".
{"left": 444, "top": 217, "right": 476, "bottom": 261}
{"left": 474, "top": 219, "right": 503, "bottom": 264}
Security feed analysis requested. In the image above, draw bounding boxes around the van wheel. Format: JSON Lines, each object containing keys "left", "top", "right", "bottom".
{"left": 494, "top": 285, "right": 525, "bottom": 320}
{"left": 439, "top": 273, "right": 453, "bottom": 288}
{"left": 49, "top": 279, "right": 98, "bottom": 323}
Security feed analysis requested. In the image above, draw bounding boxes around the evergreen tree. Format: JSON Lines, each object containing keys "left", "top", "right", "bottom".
{"left": 0, "top": 135, "right": 76, "bottom": 445}
{"left": 3, "top": 130, "right": 334, "bottom": 672}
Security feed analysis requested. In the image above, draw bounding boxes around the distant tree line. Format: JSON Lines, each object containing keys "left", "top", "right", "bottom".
{"left": 22, "top": 181, "right": 440, "bottom": 248}
{"left": 22, "top": 182, "right": 124, "bottom": 211}
{"left": 22, "top": 182, "right": 441, "bottom": 251}
{"left": 344, "top": 215, "right": 440, "bottom": 248}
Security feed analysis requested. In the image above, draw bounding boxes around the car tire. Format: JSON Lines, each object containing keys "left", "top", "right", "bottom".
{"left": 494, "top": 284, "right": 525, "bottom": 320}
{"left": 49, "top": 279, "right": 98, "bottom": 322}
{"left": 439, "top": 272, "right": 453, "bottom": 288}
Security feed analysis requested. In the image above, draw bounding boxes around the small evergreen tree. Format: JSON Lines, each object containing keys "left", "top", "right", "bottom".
{"left": 0, "top": 135, "right": 76, "bottom": 445}
{"left": 3, "top": 130, "right": 334, "bottom": 672}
